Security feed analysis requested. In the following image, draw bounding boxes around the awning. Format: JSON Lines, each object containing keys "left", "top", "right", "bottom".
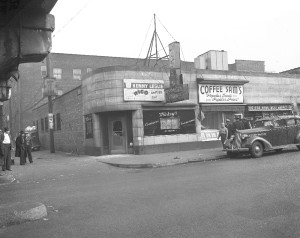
{"left": 201, "top": 104, "right": 246, "bottom": 112}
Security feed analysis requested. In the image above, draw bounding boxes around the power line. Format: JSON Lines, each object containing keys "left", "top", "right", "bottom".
{"left": 53, "top": 0, "right": 93, "bottom": 38}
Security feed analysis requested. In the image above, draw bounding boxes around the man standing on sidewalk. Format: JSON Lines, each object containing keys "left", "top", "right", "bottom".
{"left": 1, "top": 127, "right": 12, "bottom": 171}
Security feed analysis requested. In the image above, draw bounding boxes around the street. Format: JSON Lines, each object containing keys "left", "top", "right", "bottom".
{"left": 1, "top": 149, "right": 300, "bottom": 238}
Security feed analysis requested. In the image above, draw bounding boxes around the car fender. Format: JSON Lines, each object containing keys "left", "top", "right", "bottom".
{"left": 244, "top": 136, "right": 272, "bottom": 150}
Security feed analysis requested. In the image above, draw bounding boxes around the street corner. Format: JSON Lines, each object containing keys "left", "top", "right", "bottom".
{"left": 0, "top": 202, "right": 47, "bottom": 228}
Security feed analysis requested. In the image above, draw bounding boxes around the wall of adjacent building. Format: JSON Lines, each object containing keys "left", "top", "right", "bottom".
{"left": 34, "top": 86, "right": 84, "bottom": 153}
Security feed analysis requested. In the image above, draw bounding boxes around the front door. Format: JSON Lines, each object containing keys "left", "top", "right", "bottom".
{"left": 109, "top": 116, "right": 127, "bottom": 154}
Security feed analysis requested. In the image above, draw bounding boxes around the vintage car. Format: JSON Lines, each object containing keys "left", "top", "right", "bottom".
{"left": 224, "top": 115, "right": 300, "bottom": 158}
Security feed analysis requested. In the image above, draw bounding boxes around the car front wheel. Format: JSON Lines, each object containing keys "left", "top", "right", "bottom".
{"left": 251, "top": 141, "right": 263, "bottom": 158}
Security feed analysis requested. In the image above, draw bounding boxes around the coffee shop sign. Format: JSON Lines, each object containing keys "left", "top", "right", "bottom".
{"left": 198, "top": 84, "right": 244, "bottom": 103}
{"left": 124, "top": 79, "right": 165, "bottom": 101}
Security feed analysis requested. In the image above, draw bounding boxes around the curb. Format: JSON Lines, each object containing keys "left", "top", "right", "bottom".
{"left": 97, "top": 154, "right": 228, "bottom": 169}
{"left": 0, "top": 202, "right": 47, "bottom": 228}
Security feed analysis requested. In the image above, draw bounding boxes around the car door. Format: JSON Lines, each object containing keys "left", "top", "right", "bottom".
{"left": 272, "top": 119, "right": 288, "bottom": 146}
{"left": 286, "top": 118, "right": 298, "bottom": 144}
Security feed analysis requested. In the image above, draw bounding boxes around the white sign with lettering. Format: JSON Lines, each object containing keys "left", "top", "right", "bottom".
{"left": 123, "top": 79, "right": 165, "bottom": 101}
{"left": 198, "top": 84, "right": 244, "bottom": 103}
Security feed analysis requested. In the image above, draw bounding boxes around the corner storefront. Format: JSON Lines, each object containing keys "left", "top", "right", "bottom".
{"left": 82, "top": 66, "right": 201, "bottom": 156}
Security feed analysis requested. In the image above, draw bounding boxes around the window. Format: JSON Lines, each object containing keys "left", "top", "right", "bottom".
{"left": 41, "top": 118, "right": 44, "bottom": 131}
{"left": 160, "top": 118, "right": 180, "bottom": 130}
{"left": 45, "top": 117, "right": 48, "bottom": 131}
{"left": 56, "top": 113, "right": 61, "bottom": 130}
{"left": 36, "top": 120, "right": 39, "bottom": 131}
{"left": 286, "top": 119, "right": 296, "bottom": 126}
{"left": 87, "top": 68, "right": 92, "bottom": 73}
{"left": 73, "top": 69, "right": 81, "bottom": 80}
{"left": 41, "top": 66, "right": 47, "bottom": 77}
{"left": 53, "top": 68, "right": 62, "bottom": 79}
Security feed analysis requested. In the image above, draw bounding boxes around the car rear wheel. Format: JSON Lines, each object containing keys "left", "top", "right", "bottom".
{"left": 251, "top": 141, "right": 263, "bottom": 158}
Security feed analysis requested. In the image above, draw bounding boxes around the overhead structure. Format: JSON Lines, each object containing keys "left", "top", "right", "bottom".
{"left": 0, "top": 0, "right": 57, "bottom": 88}
{"left": 144, "top": 14, "right": 169, "bottom": 67}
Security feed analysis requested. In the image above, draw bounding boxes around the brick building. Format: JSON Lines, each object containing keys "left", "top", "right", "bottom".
{"left": 2, "top": 51, "right": 300, "bottom": 155}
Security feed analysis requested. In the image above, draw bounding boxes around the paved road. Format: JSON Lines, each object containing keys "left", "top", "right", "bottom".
{"left": 1, "top": 149, "right": 300, "bottom": 238}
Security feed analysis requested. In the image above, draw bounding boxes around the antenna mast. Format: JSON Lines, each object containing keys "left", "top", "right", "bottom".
{"left": 144, "top": 14, "right": 169, "bottom": 66}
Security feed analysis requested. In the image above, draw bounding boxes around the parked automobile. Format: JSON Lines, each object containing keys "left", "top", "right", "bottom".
{"left": 24, "top": 126, "right": 41, "bottom": 151}
{"left": 29, "top": 131, "right": 41, "bottom": 151}
{"left": 224, "top": 115, "right": 300, "bottom": 158}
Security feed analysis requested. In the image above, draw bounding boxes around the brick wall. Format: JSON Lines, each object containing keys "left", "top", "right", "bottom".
{"left": 34, "top": 86, "right": 84, "bottom": 153}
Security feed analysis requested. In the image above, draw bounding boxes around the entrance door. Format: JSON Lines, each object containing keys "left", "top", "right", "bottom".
{"left": 109, "top": 116, "right": 127, "bottom": 154}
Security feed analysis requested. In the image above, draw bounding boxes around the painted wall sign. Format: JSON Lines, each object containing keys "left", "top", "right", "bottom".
{"left": 143, "top": 110, "right": 196, "bottom": 136}
{"left": 124, "top": 79, "right": 165, "bottom": 101}
{"left": 248, "top": 104, "right": 292, "bottom": 111}
{"left": 198, "top": 84, "right": 244, "bottom": 103}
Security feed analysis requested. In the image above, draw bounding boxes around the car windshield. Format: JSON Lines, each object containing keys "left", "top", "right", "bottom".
{"left": 253, "top": 120, "right": 273, "bottom": 128}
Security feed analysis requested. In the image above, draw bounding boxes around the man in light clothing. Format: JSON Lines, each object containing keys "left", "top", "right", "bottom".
{"left": 1, "top": 127, "right": 12, "bottom": 171}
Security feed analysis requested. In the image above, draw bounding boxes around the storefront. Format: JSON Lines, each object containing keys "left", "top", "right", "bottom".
{"left": 244, "top": 104, "right": 294, "bottom": 122}
{"left": 82, "top": 66, "right": 201, "bottom": 155}
{"left": 197, "top": 78, "right": 248, "bottom": 140}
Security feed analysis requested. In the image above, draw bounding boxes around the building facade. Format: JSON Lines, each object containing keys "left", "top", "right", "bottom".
{"left": 3, "top": 52, "right": 300, "bottom": 155}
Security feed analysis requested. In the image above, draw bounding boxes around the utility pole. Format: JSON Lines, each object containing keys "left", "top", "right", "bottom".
{"left": 45, "top": 55, "right": 55, "bottom": 153}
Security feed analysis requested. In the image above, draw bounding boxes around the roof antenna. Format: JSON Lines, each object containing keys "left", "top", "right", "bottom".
{"left": 144, "top": 14, "right": 169, "bottom": 67}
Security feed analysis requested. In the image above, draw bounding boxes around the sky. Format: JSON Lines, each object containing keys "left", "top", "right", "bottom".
{"left": 50, "top": 0, "right": 300, "bottom": 73}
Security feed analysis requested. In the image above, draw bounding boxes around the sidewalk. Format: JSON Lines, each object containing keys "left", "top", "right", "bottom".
{"left": 95, "top": 146, "right": 227, "bottom": 168}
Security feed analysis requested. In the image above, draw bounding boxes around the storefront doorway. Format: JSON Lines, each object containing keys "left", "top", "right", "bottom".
{"left": 108, "top": 116, "right": 127, "bottom": 154}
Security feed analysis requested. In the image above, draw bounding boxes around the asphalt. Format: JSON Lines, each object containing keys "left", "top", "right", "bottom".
{"left": 0, "top": 146, "right": 227, "bottom": 228}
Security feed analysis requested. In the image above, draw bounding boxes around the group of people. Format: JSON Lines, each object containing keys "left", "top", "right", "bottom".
{"left": 0, "top": 128, "right": 33, "bottom": 174}
{"left": 218, "top": 115, "right": 252, "bottom": 148}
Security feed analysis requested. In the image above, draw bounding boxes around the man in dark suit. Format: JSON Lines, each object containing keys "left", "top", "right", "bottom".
{"left": 226, "top": 119, "right": 235, "bottom": 139}
{"left": 233, "top": 115, "right": 245, "bottom": 132}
